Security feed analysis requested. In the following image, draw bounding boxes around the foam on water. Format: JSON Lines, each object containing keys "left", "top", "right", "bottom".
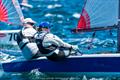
{"left": 47, "top": 4, "right": 62, "bottom": 9}
{"left": 73, "top": 13, "right": 80, "bottom": 18}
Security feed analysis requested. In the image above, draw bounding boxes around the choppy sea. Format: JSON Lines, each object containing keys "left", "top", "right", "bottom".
{"left": 0, "top": 0, "right": 119, "bottom": 80}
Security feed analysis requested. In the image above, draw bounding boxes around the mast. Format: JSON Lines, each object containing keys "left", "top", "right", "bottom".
{"left": 117, "top": 0, "right": 120, "bottom": 52}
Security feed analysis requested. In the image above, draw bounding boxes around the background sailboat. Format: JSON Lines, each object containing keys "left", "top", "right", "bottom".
{"left": 72, "top": 0, "right": 118, "bottom": 32}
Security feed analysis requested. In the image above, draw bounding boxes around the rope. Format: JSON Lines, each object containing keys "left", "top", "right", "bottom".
{"left": 87, "top": 32, "right": 96, "bottom": 50}
{"left": 109, "top": 30, "right": 116, "bottom": 45}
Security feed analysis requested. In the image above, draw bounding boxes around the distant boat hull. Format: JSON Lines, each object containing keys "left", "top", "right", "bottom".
{"left": 2, "top": 54, "right": 120, "bottom": 72}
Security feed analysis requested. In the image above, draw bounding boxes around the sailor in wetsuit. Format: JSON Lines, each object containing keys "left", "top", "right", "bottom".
{"left": 34, "top": 22, "right": 79, "bottom": 61}
{"left": 16, "top": 18, "right": 39, "bottom": 60}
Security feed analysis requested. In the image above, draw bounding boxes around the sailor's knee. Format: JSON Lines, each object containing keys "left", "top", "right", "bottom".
{"left": 47, "top": 51, "right": 67, "bottom": 61}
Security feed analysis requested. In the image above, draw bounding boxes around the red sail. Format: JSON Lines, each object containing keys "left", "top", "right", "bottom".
{"left": 0, "top": 0, "right": 8, "bottom": 22}
{"left": 77, "top": 9, "right": 90, "bottom": 29}
{"left": 0, "top": 0, "right": 24, "bottom": 30}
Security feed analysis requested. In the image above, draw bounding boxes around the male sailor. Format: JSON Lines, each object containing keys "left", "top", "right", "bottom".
{"left": 17, "top": 19, "right": 79, "bottom": 60}
{"left": 16, "top": 18, "right": 39, "bottom": 60}
{"left": 34, "top": 22, "right": 79, "bottom": 61}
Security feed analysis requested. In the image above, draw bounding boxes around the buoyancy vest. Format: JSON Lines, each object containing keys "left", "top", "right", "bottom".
{"left": 17, "top": 30, "right": 35, "bottom": 50}
{"left": 35, "top": 32, "right": 58, "bottom": 54}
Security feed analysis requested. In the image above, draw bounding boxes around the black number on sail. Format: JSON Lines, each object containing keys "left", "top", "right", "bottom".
{"left": 8, "top": 33, "right": 17, "bottom": 41}
{"left": 13, "top": 33, "right": 17, "bottom": 41}
{"left": 8, "top": 33, "right": 12, "bottom": 41}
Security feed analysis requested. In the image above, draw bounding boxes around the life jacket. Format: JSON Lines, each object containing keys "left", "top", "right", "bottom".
{"left": 17, "top": 30, "right": 35, "bottom": 50}
{"left": 35, "top": 31, "right": 58, "bottom": 55}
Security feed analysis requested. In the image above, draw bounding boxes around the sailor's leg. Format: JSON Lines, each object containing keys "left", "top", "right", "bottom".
{"left": 47, "top": 49, "right": 71, "bottom": 61}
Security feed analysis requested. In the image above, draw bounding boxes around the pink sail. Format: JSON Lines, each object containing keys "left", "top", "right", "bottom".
{"left": 0, "top": 0, "right": 8, "bottom": 22}
{"left": 0, "top": 0, "right": 24, "bottom": 30}
{"left": 77, "top": 9, "right": 90, "bottom": 29}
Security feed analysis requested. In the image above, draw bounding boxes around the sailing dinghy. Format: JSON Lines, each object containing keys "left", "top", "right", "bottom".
{"left": 2, "top": 0, "right": 120, "bottom": 73}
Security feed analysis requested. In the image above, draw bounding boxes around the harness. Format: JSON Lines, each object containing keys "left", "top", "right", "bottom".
{"left": 35, "top": 32, "right": 57, "bottom": 54}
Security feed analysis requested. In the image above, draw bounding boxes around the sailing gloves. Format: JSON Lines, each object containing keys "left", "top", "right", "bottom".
{"left": 71, "top": 45, "right": 79, "bottom": 51}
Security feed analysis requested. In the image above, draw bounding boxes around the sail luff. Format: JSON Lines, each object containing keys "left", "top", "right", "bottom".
{"left": 117, "top": 0, "right": 120, "bottom": 52}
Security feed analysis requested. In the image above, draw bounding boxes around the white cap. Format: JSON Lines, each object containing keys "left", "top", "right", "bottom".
{"left": 23, "top": 18, "right": 36, "bottom": 24}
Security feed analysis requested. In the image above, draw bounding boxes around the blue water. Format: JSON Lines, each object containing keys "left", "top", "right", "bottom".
{"left": 0, "top": 0, "right": 119, "bottom": 79}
